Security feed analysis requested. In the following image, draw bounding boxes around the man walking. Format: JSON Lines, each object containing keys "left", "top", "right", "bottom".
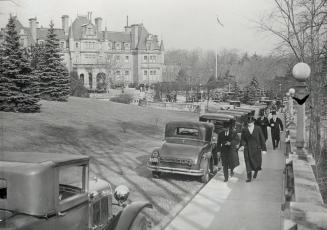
{"left": 217, "top": 121, "right": 240, "bottom": 182}
{"left": 240, "top": 116, "right": 267, "bottom": 182}
{"left": 255, "top": 110, "right": 269, "bottom": 142}
{"left": 269, "top": 111, "right": 283, "bottom": 149}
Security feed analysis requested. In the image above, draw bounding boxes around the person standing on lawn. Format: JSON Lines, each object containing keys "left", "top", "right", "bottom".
{"left": 217, "top": 121, "right": 240, "bottom": 182}
{"left": 269, "top": 111, "right": 284, "bottom": 149}
{"left": 240, "top": 116, "right": 267, "bottom": 182}
{"left": 255, "top": 110, "right": 269, "bottom": 142}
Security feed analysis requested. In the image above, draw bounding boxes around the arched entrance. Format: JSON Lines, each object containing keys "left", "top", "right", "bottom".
{"left": 79, "top": 74, "right": 84, "bottom": 84}
{"left": 96, "top": 72, "right": 106, "bottom": 92}
{"left": 88, "top": 73, "right": 93, "bottom": 89}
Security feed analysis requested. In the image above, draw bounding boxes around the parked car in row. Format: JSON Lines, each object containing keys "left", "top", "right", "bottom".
{"left": 147, "top": 121, "right": 217, "bottom": 183}
{"left": 0, "top": 152, "right": 152, "bottom": 230}
{"left": 208, "top": 109, "right": 249, "bottom": 133}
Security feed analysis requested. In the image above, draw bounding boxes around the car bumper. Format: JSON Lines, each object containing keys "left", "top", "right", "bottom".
{"left": 147, "top": 163, "right": 204, "bottom": 176}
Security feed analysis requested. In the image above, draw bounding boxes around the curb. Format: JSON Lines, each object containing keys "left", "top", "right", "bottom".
{"left": 152, "top": 181, "right": 206, "bottom": 230}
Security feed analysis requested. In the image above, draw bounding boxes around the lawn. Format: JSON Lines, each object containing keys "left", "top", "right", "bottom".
{"left": 0, "top": 97, "right": 203, "bottom": 226}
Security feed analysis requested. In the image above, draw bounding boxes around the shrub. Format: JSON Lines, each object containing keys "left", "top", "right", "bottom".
{"left": 110, "top": 93, "right": 133, "bottom": 104}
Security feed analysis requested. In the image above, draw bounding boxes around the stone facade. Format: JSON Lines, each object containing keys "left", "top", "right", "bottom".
{"left": 0, "top": 13, "right": 165, "bottom": 90}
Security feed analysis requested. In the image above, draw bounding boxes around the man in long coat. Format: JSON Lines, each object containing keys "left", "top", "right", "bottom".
{"left": 217, "top": 121, "right": 240, "bottom": 182}
{"left": 240, "top": 116, "right": 267, "bottom": 182}
{"left": 269, "top": 111, "right": 284, "bottom": 149}
{"left": 255, "top": 110, "right": 269, "bottom": 142}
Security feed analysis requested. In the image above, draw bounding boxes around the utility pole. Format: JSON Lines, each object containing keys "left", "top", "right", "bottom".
{"left": 216, "top": 48, "right": 218, "bottom": 79}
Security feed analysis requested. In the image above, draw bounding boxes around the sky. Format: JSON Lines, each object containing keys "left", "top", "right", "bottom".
{"left": 0, "top": 0, "right": 279, "bottom": 55}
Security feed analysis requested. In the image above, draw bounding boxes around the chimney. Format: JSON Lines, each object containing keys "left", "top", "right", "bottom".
{"left": 29, "top": 17, "right": 37, "bottom": 43}
{"left": 95, "top": 17, "right": 102, "bottom": 32}
{"left": 87, "top": 12, "right": 92, "bottom": 21}
{"left": 124, "top": 15, "right": 131, "bottom": 33}
{"left": 61, "top": 15, "right": 69, "bottom": 34}
{"left": 131, "top": 24, "right": 139, "bottom": 48}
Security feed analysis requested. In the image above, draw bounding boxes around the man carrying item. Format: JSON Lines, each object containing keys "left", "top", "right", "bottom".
{"left": 255, "top": 110, "right": 269, "bottom": 142}
{"left": 240, "top": 116, "right": 267, "bottom": 182}
{"left": 269, "top": 111, "right": 284, "bottom": 149}
{"left": 217, "top": 121, "right": 240, "bottom": 182}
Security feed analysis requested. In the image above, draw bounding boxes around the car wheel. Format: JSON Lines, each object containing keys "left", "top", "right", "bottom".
{"left": 152, "top": 171, "right": 161, "bottom": 178}
{"left": 200, "top": 159, "right": 210, "bottom": 184}
{"left": 129, "top": 211, "right": 152, "bottom": 230}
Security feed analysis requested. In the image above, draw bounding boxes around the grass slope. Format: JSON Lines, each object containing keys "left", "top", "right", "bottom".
{"left": 1, "top": 97, "right": 202, "bottom": 225}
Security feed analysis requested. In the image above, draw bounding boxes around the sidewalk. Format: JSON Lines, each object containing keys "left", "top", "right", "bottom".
{"left": 165, "top": 132, "right": 285, "bottom": 230}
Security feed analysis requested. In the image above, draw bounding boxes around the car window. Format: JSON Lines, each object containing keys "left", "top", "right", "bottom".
{"left": 176, "top": 127, "right": 199, "bottom": 137}
{"left": 0, "top": 178, "right": 7, "bottom": 199}
{"left": 59, "top": 165, "right": 86, "bottom": 200}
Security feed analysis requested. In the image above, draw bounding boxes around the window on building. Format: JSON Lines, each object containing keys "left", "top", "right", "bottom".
{"left": 86, "top": 27, "right": 93, "bottom": 36}
{"left": 124, "top": 43, "right": 129, "bottom": 50}
{"left": 76, "top": 42, "right": 79, "bottom": 48}
{"left": 144, "top": 55, "right": 148, "bottom": 61}
{"left": 150, "top": 55, "right": 157, "bottom": 63}
{"left": 144, "top": 70, "right": 147, "bottom": 76}
{"left": 108, "top": 42, "right": 112, "bottom": 49}
{"left": 116, "top": 70, "right": 120, "bottom": 75}
{"left": 115, "top": 55, "right": 120, "bottom": 61}
{"left": 125, "top": 56, "right": 129, "bottom": 63}
{"left": 125, "top": 71, "right": 129, "bottom": 75}
{"left": 115, "top": 43, "right": 121, "bottom": 50}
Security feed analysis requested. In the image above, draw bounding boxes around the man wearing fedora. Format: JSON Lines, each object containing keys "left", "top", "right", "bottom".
{"left": 217, "top": 120, "right": 240, "bottom": 182}
{"left": 269, "top": 110, "right": 284, "bottom": 149}
{"left": 255, "top": 110, "right": 269, "bottom": 142}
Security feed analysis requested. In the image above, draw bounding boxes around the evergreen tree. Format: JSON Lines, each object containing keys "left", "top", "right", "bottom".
{"left": 0, "top": 16, "right": 40, "bottom": 112}
{"left": 39, "top": 21, "right": 70, "bottom": 101}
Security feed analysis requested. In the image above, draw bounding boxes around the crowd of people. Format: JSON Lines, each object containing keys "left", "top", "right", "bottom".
{"left": 214, "top": 107, "right": 286, "bottom": 183}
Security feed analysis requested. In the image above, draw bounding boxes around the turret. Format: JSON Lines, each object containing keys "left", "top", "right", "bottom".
{"left": 29, "top": 17, "right": 37, "bottom": 44}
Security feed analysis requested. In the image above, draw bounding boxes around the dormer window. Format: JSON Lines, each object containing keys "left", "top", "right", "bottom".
{"left": 124, "top": 43, "right": 129, "bottom": 50}
{"left": 107, "top": 42, "right": 112, "bottom": 50}
{"left": 115, "top": 43, "right": 121, "bottom": 50}
{"left": 86, "top": 26, "right": 93, "bottom": 35}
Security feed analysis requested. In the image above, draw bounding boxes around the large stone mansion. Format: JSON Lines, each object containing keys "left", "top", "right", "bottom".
{"left": 0, "top": 12, "right": 165, "bottom": 89}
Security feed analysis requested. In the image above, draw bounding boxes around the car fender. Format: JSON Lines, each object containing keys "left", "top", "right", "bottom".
{"left": 114, "top": 201, "right": 153, "bottom": 230}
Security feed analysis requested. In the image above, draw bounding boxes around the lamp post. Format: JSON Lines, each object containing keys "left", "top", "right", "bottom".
{"left": 292, "top": 62, "right": 311, "bottom": 154}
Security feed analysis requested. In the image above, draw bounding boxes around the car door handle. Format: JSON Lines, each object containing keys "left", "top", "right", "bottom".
{"left": 57, "top": 212, "right": 66, "bottom": 217}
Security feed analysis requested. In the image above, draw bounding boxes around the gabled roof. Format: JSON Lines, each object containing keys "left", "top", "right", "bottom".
{"left": 71, "top": 15, "right": 91, "bottom": 40}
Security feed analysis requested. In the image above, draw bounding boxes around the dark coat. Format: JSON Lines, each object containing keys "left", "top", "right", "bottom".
{"left": 255, "top": 116, "right": 269, "bottom": 141}
{"left": 269, "top": 117, "right": 283, "bottom": 140}
{"left": 217, "top": 129, "right": 240, "bottom": 170}
{"left": 240, "top": 125, "right": 267, "bottom": 172}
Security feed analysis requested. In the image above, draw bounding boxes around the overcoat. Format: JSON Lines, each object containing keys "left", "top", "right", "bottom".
{"left": 269, "top": 117, "right": 283, "bottom": 141}
{"left": 240, "top": 126, "right": 267, "bottom": 172}
{"left": 217, "top": 129, "right": 240, "bottom": 170}
{"left": 255, "top": 117, "right": 269, "bottom": 141}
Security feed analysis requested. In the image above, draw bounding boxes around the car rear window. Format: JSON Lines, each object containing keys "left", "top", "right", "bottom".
{"left": 176, "top": 127, "right": 199, "bottom": 137}
{"left": 0, "top": 179, "right": 7, "bottom": 199}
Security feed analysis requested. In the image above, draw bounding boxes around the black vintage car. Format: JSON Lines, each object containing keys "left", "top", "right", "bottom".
{"left": 199, "top": 113, "right": 235, "bottom": 134}
{"left": 207, "top": 110, "right": 249, "bottom": 133}
{"left": 147, "top": 121, "right": 217, "bottom": 183}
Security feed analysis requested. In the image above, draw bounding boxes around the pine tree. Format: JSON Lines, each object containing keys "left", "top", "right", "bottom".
{"left": 39, "top": 21, "right": 70, "bottom": 101}
{"left": 0, "top": 16, "right": 40, "bottom": 112}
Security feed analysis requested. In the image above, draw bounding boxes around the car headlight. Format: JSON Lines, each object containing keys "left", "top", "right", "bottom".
{"left": 150, "top": 151, "right": 159, "bottom": 163}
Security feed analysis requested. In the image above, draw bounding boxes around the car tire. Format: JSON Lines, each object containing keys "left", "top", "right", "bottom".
{"left": 152, "top": 171, "right": 161, "bottom": 178}
{"left": 129, "top": 211, "right": 152, "bottom": 230}
{"left": 200, "top": 159, "right": 210, "bottom": 184}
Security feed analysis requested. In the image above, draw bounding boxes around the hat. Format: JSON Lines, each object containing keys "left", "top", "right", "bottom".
{"left": 272, "top": 111, "right": 276, "bottom": 115}
{"left": 223, "top": 121, "right": 230, "bottom": 128}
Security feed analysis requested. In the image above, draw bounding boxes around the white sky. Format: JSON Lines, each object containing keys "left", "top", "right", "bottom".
{"left": 0, "top": 0, "right": 279, "bottom": 55}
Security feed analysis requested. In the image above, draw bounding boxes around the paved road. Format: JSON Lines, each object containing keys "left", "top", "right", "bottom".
{"left": 166, "top": 128, "right": 285, "bottom": 230}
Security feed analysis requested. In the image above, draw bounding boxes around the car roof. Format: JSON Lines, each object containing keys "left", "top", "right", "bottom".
{"left": 0, "top": 152, "right": 89, "bottom": 166}
{"left": 199, "top": 113, "right": 234, "bottom": 120}
{"left": 166, "top": 121, "right": 213, "bottom": 129}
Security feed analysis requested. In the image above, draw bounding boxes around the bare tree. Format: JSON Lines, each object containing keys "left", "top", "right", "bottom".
{"left": 257, "top": 0, "right": 327, "bottom": 172}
